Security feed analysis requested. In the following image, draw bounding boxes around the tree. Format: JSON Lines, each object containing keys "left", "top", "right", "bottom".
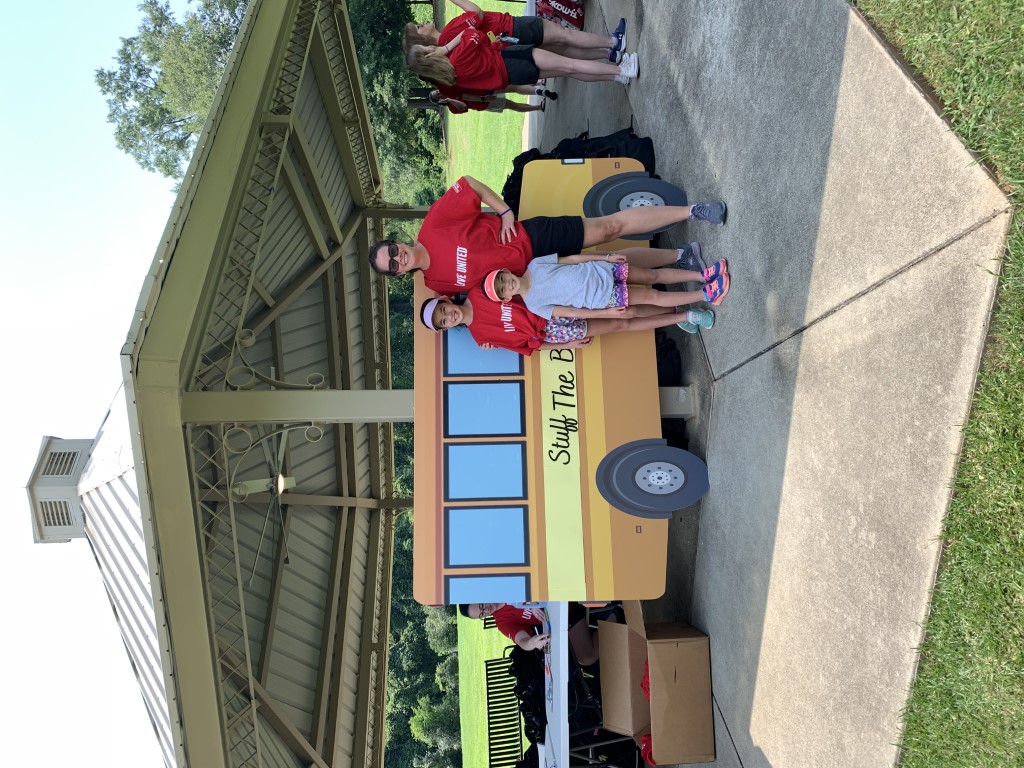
{"left": 409, "top": 694, "right": 462, "bottom": 752}
{"left": 96, "top": 0, "right": 247, "bottom": 178}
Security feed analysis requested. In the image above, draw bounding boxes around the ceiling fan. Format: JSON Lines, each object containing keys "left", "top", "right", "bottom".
{"left": 230, "top": 426, "right": 296, "bottom": 586}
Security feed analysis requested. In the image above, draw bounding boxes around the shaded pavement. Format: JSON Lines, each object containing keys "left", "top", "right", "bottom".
{"left": 525, "top": 1, "right": 1011, "bottom": 765}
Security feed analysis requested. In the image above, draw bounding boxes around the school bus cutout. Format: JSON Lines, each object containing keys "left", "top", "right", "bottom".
{"left": 413, "top": 159, "right": 710, "bottom": 606}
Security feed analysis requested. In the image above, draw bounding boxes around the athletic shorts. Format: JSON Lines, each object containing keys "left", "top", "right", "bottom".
{"left": 511, "top": 16, "right": 545, "bottom": 46}
{"left": 501, "top": 45, "right": 540, "bottom": 86}
{"left": 520, "top": 215, "right": 586, "bottom": 258}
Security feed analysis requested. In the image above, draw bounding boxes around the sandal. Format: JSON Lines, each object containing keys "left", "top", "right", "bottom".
{"left": 703, "top": 273, "right": 730, "bottom": 306}
{"left": 701, "top": 259, "right": 728, "bottom": 282}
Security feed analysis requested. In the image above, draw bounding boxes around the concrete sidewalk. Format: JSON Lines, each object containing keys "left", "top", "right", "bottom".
{"left": 527, "top": 1, "right": 1010, "bottom": 766}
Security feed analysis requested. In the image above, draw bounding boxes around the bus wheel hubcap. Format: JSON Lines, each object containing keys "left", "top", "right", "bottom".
{"left": 635, "top": 462, "right": 684, "bottom": 494}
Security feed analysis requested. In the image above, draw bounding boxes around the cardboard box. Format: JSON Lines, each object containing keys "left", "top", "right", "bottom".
{"left": 598, "top": 601, "right": 714, "bottom": 764}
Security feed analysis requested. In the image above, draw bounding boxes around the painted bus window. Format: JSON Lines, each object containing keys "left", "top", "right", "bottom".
{"left": 446, "top": 574, "right": 530, "bottom": 605}
{"left": 444, "top": 443, "right": 527, "bottom": 501}
{"left": 444, "top": 506, "right": 529, "bottom": 567}
{"left": 444, "top": 326, "right": 523, "bottom": 376}
{"left": 444, "top": 382, "right": 525, "bottom": 437}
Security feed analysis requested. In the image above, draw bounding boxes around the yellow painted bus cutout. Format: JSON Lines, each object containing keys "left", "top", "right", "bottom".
{"left": 413, "top": 159, "right": 709, "bottom": 605}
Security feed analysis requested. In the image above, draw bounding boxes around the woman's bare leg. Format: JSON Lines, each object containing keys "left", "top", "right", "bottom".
{"left": 568, "top": 619, "right": 599, "bottom": 666}
{"left": 540, "top": 20, "right": 617, "bottom": 51}
{"left": 543, "top": 43, "right": 610, "bottom": 60}
{"left": 504, "top": 100, "right": 543, "bottom": 113}
{"left": 532, "top": 48, "right": 621, "bottom": 82}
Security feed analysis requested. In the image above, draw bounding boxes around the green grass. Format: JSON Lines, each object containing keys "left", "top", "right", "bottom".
{"left": 439, "top": 0, "right": 528, "bottom": 190}
{"left": 457, "top": 614, "right": 526, "bottom": 768}
{"left": 853, "top": 2, "right": 1024, "bottom": 765}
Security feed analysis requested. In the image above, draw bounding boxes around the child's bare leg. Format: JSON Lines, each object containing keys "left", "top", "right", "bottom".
{"left": 619, "top": 247, "right": 678, "bottom": 269}
{"left": 622, "top": 304, "right": 673, "bottom": 318}
{"left": 588, "top": 312, "right": 689, "bottom": 336}
{"left": 627, "top": 266, "right": 702, "bottom": 285}
{"left": 629, "top": 285, "right": 705, "bottom": 307}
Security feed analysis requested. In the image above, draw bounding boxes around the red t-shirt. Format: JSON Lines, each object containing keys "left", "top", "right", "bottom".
{"left": 418, "top": 177, "right": 534, "bottom": 295}
{"left": 438, "top": 11, "right": 514, "bottom": 47}
{"left": 493, "top": 604, "right": 543, "bottom": 641}
{"left": 466, "top": 287, "right": 547, "bottom": 356}
{"left": 449, "top": 29, "right": 508, "bottom": 92}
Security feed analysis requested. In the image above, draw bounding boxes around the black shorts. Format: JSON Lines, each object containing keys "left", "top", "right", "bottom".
{"left": 501, "top": 45, "right": 540, "bottom": 86}
{"left": 521, "top": 215, "right": 586, "bottom": 258}
{"left": 510, "top": 16, "right": 544, "bottom": 46}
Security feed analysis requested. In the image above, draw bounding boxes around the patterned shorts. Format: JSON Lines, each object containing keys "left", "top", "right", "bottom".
{"left": 607, "top": 262, "right": 630, "bottom": 308}
{"left": 543, "top": 315, "right": 589, "bottom": 344}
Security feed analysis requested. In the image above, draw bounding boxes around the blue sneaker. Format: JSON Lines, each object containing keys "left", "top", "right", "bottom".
{"left": 608, "top": 18, "right": 627, "bottom": 63}
{"left": 689, "top": 201, "right": 728, "bottom": 225}
{"left": 683, "top": 309, "right": 715, "bottom": 329}
{"left": 676, "top": 320, "right": 699, "bottom": 334}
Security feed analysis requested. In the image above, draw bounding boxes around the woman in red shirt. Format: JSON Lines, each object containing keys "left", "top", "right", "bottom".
{"left": 405, "top": 2, "right": 628, "bottom": 64}
{"left": 408, "top": 28, "right": 637, "bottom": 92}
{"left": 460, "top": 602, "right": 601, "bottom": 666}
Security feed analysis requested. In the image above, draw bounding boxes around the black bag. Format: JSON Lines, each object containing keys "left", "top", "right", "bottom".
{"left": 508, "top": 646, "right": 547, "bottom": 744}
{"left": 501, "top": 127, "right": 657, "bottom": 216}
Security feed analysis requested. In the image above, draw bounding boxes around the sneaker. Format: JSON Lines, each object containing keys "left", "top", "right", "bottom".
{"left": 701, "top": 259, "right": 729, "bottom": 282}
{"left": 689, "top": 201, "right": 727, "bottom": 225}
{"left": 703, "top": 273, "right": 731, "bottom": 306}
{"left": 674, "top": 241, "right": 705, "bottom": 271}
{"left": 618, "top": 52, "right": 639, "bottom": 79}
{"left": 676, "top": 320, "right": 699, "bottom": 334}
{"left": 683, "top": 309, "right": 715, "bottom": 329}
{"left": 615, "top": 73, "right": 632, "bottom": 86}
{"left": 543, "top": 89, "right": 558, "bottom": 101}
{"left": 608, "top": 18, "right": 627, "bottom": 63}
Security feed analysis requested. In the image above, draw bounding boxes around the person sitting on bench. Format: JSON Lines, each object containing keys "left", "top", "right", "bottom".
{"left": 459, "top": 602, "right": 602, "bottom": 666}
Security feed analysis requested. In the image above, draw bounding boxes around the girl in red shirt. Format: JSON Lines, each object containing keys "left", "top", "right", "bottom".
{"left": 404, "top": 3, "right": 628, "bottom": 64}
{"left": 408, "top": 29, "right": 637, "bottom": 91}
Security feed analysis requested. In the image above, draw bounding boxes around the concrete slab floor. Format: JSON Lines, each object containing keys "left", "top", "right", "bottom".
{"left": 526, "top": 2, "right": 1011, "bottom": 766}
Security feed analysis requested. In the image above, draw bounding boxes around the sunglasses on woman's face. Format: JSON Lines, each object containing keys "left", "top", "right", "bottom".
{"left": 387, "top": 242, "right": 401, "bottom": 276}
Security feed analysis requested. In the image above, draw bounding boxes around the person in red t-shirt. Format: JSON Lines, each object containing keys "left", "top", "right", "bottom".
{"left": 404, "top": 3, "right": 628, "bottom": 65}
{"left": 459, "top": 602, "right": 600, "bottom": 666}
{"left": 367, "top": 175, "right": 728, "bottom": 296}
{"left": 429, "top": 88, "right": 545, "bottom": 115}
{"left": 419, "top": 290, "right": 696, "bottom": 356}
{"left": 407, "top": 28, "right": 638, "bottom": 91}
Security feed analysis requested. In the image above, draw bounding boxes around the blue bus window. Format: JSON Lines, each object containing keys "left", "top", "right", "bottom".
{"left": 444, "top": 443, "right": 526, "bottom": 500}
{"left": 444, "top": 326, "right": 523, "bottom": 376}
{"left": 445, "top": 506, "right": 528, "bottom": 567}
{"left": 445, "top": 382, "right": 525, "bottom": 437}
{"left": 446, "top": 574, "right": 529, "bottom": 604}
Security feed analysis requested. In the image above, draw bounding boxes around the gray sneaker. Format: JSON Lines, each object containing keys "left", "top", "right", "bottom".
{"left": 619, "top": 52, "right": 639, "bottom": 79}
{"left": 689, "top": 201, "right": 727, "bottom": 225}
{"left": 674, "top": 241, "right": 706, "bottom": 272}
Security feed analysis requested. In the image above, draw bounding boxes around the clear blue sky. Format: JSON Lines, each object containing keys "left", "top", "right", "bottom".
{"left": 0, "top": 2, "right": 191, "bottom": 765}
